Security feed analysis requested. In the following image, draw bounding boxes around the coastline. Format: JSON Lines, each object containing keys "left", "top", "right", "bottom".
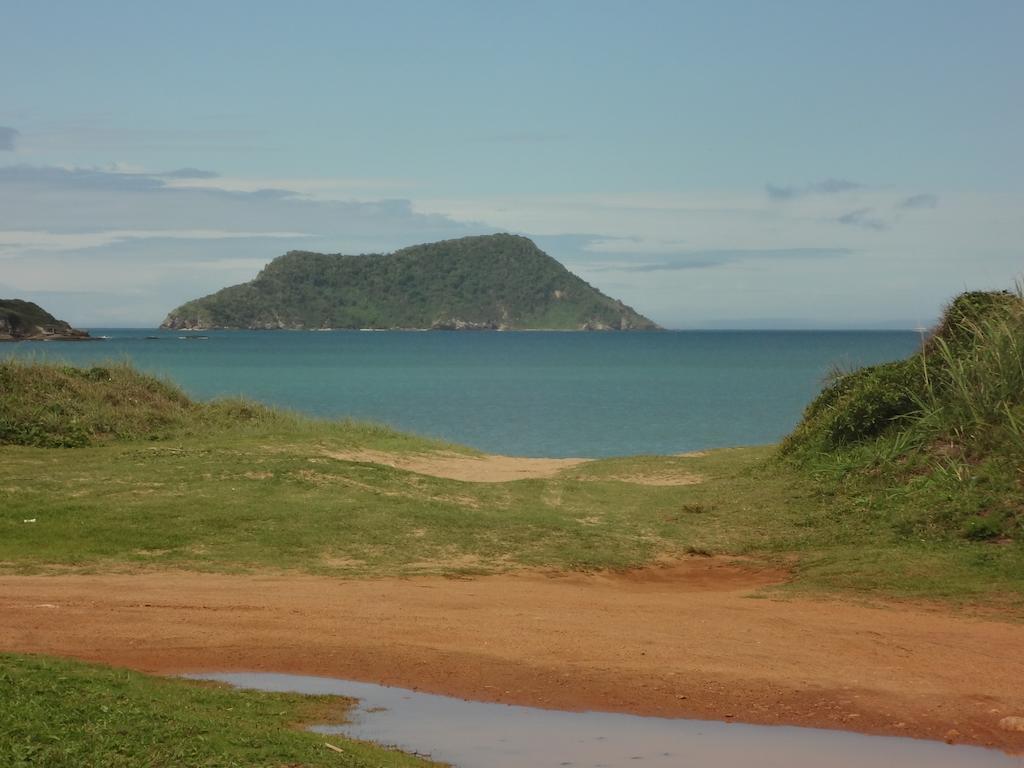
{"left": 160, "top": 325, "right": 664, "bottom": 332}
{"left": 0, "top": 335, "right": 99, "bottom": 342}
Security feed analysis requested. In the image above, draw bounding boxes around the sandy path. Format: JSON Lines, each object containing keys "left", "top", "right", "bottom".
{"left": 2, "top": 561, "right": 1023, "bottom": 752}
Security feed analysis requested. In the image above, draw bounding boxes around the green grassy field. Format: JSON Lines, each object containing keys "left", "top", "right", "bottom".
{"left": 0, "top": 654, "right": 440, "bottom": 768}
{"left": 2, "top": 394, "right": 1022, "bottom": 602}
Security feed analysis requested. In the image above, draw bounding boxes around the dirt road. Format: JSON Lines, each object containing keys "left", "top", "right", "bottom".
{"left": 2, "top": 559, "right": 1023, "bottom": 752}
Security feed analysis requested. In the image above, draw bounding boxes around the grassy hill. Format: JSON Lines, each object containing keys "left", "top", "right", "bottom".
{"left": 0, "top": 299, "right": 89, "bottom": 341}
{"left": 0, "top": 359, "right": 448, "bottom": 451}
{"left": 161, "top": 233, "right": 659, "bottom": 331}
{"left": 782, "top": 289, "right": 1024, "bottom": 542}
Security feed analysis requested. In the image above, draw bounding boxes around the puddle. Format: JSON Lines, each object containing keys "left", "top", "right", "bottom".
{"left": 188, "top": 673, "right": 1023, "bottom": 768}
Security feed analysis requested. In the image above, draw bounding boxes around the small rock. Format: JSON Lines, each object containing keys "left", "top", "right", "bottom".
{"left": 944, "top": 729, "right": 961, "bottom": 744}
{"left": 998, "top": 716, "right": 1024, "bottom": 733}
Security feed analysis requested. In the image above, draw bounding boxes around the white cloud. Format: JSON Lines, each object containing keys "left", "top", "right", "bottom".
{"left": 0, "top": 229, "right": 310, "bottom": 257}
{"left": 765, "top": 178, "right": 863, "bottom": 200}
{"left": 0, "top": 164, "right": 473, "bottom": 246}
{"left": 579, "top": 237, "right": 690, "bottom": 255}
{"left": 161, "top": 257, "right": 278, "bottom": 272}
{"left": 162, "top": 175, "right": 422, "bottom": 199}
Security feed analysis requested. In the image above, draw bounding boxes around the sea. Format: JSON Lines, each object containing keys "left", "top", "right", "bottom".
{"left": 1, "top": 329, "right": 920, "bottom": 457}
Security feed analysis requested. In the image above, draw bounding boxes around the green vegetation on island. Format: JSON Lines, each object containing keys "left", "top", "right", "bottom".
{"left": 160, "top": 233, "right": 660, "bottom": 331}
{"left": 0, "top": 299, "right": 91, "bottom": 341}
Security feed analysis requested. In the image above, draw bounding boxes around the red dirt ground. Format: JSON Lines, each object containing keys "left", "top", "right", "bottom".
{"left": 2, "top": 559, "right": 1023, "bottom": 752}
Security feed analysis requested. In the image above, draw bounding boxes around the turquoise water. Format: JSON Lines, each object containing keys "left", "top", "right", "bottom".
{"left": 2, "top": 329, "right": 919, "bottom": 457}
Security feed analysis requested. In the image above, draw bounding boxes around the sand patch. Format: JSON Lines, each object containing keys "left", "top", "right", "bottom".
{"left": 324, "top": 449, "right": 702, "bottom": 486}
{"left": 324, "top": 449, "right": 588, "bottom": 483}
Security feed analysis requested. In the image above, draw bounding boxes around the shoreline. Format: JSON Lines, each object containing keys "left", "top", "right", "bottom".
{"left": 3, "top": 564, "right": 1023, "bottom": 753}
{"left": 159, "top": 326, "right": 664, "bottom": 332}
{"left": 0, "top": 334, "right": 99, "bottom": 342}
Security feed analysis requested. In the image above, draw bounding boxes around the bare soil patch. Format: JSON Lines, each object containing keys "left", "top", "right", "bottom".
{"left": 2, "top": 560, "right": 1023, "bottom": 752}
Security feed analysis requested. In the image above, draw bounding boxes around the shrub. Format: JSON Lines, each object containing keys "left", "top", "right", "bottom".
{"left": 0, "top": 360, "right": 196, "bottom": 447}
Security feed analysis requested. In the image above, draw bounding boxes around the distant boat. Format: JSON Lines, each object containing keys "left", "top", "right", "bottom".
{"left": 178, "top": 335, "right": 209, "bottom": 340}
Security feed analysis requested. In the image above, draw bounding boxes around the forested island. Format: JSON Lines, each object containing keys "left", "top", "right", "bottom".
{"left": 161, "top": 234, "right": 659, "bottom": 331}
{"left": 0, "top": 300, "right": 92, "bottom": 341}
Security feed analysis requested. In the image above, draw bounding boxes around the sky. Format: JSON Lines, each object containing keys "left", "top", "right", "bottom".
{"left": 1, "top": 0, "right": 1022, "bottom": 329}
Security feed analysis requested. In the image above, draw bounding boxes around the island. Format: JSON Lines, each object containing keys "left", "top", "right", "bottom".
{"left": 0, "top": 299, "right": 92, "bottom": 341}
{"left": 160, "top": 233, "right": 660, "bottom": 331}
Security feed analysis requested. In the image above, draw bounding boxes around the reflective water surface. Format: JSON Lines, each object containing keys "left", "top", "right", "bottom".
{"left": 189, "top": 672, "right": 1023, "bottom": 768}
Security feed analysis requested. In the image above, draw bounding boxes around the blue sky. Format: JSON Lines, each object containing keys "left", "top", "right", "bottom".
{"left": 1, "top": 0, "right": 1021, "bottom": 327}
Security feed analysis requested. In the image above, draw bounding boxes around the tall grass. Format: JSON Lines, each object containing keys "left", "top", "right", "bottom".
{"left": 914, "top": 293, "right": 1024, "bottom": 453}
{"left": 782, "top": 287, "right": 1024, "bottom": 541}
{"left": 0, "top": 360, "right": 196, "bottom": 447}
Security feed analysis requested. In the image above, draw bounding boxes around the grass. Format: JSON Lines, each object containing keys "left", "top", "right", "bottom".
{"left": 0, "top": 654, "right": 440, "bottom": 767}
{"left": 0, "top": 440, "right": 719, "bottom": 576}
{"left": 2, "top": 431, "right": 1023, "bottom": 603}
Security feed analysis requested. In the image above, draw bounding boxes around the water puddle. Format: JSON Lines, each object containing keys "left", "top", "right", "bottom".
{"left": 189, "top": 673, "right": 1023, "bottom": 767}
